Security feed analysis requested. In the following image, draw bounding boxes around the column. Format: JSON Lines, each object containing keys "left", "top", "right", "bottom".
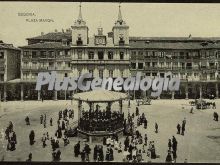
{"left": 3, "top": 84, "right": 6, "bottom": 102}
{"left": 119, "top": 100, "right": 123, "bottom": 114}
{"left": 78, "top": 100, "right": 82, "bottom": 125}
{"left": 64, "top": 90, "right": 67, "bottom": 100}
{"left": 54, "top": 90, "right": 57, "bottom": 101}
{"left": 38, "top": 90, "right": 41, "bottom": 101}
{"left": 0, "top": 89, "right": 1, "bottom": 102}
{"left": 185, "top": 85, "right": 188, "bottom": 100}
{"left": 199, "top": 84, "right": 202, "bottom": 100}
{"left": 216, "top": 83, "right": 219, "bottom": 99}
{"left": 21, "top": 84, "right": 24, "bottom": 101}
{"left": 89, "top": 136, "right": 92, "bottom": 144}
{"left": 133, "top": 90, "right": 136, "bottom": 100}
{"left": 89, "top": 102, "right": 92, "bottom": 113}
{"left": 171, "top": 91, "right": 175, "bottom": 100}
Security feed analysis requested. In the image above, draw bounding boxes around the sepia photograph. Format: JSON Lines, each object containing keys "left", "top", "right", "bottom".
{"left": 0, "top": 1, "right": 220, "bottom": 163}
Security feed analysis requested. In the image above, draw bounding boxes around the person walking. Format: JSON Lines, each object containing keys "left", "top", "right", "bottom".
{"left": 155, "top": 123, "right": 158, "bottom": 133}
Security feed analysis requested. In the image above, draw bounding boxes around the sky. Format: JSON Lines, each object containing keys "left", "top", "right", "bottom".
{"left": 0, "top": 2, "right": 220, "bottom": 47}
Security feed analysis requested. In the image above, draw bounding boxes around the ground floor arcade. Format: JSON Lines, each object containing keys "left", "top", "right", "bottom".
{"left": 0, "top": 81, "right": 219, "bottom": 101}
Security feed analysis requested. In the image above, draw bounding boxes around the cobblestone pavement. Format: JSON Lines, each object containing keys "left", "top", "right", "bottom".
{"left": 0, "top": 99, "right": 220, "bottom": 162}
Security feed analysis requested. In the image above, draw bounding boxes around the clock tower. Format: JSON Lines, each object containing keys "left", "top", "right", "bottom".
{"left": 95, "top": 25, "right": 106, "bottom": 45}
{"left": 112, "top": 4, "right": 129, "bottom": 46}
{"left": 71, "top": 3, "right": 89, "bottom": 46}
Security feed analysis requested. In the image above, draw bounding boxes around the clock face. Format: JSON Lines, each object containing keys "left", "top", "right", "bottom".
{"left": 96, "top": 37, "right": 105, "bottom": 45}
{"left": 98, "top": 38, "right": 103, "bottom": 44}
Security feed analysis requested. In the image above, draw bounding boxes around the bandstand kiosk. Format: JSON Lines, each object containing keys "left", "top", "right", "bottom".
{"left": 72, "top": 90, "right": 128, "bottom": 143}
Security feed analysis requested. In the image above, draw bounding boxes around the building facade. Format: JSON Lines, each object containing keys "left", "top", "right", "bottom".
{"left": 1, "top": 5, "right": 220, "bottom": 101}
{"left": 0, "top": 40, "right": 20, "bottom": 101}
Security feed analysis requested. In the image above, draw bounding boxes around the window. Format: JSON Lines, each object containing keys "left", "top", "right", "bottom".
{"left": 65, "top": 62, "right": 70, "bottom": 68}
{"left": 131, "top": 51, "right": 136, "bottom": 56}
{"left": 59, "top": 51, "right": 63, "bottom": 56}
{"left": 98, "top": 51, "right": 104, "bottom": 60}
{"left": 32, "top": 51, "right": 37, "bottom": 58}
{"left": 131, "top": 63, "right": 136, "bottom": 69}
{"left": 186, "top": 63, "right": 192, "bottom": 69}
{"left": 109, "top": 70, "right": 113, "bottom": 77}
{"left": 32, "top": 62, "right": 37, "bottom": 68}
{"left": 77, "top": 34, "right": 83, "bottom": 45}
{"left": 152, "top": 72, "right": 157, "bottom": 76}
{"left": 78, "top": 51, "right": 82, "bottom": 59}
{"left": 89, "top": 70, "right": 94, "bottom": 77}
{"left": 23, "top": 62, "right": 28, "bottom": 68}
{"left": 119, "top": 34, "right": 125, "bottom": 45}
{"left": 0, "top": 74, "right": 4, "bottom": 81}
{"left": 145, "top": 62, "right": 150, "bottom": 67}
{"left": 152, "top": 51, "right": 156, "bottom": 58}
{"left": 65, "top": 73, "right": 68, "bottom": 77}
{"left": 138, "top": 51, "right": 143, "bottom": 56}
{"left": 180, "top": 52, "right": 185, "bottom": 59}
{"left": 23, "top": 73, "right": 28, "bottom": 80}
{"left": 159, "top": 62, "right": 164, "bottom": 68}
{"left": 49, "top": 62, "right": 54, "bottom": 68}
{"left": 65, "top": 50, "right": 69, "bottom": 56}
{"left": 120, "top": 52, "right": 124, "bottom": 60}
{"left": 138, "top": 63, "right": 143, "bottom": 69}
{"left": 88, "top": 51, "right": 94, "bottom": 59}
{"left": 166, "top": 62, "right": 171, "bottom": 68}
{"left": 108, "top": 51, "right": 113, "bottom": 59}
{"left": 145, "top": 52, "right": 150, "bottom": 58}
{"left": 23, "top": 51, "right": 29, "bottom": 57}
{"left": 145, "top": 73, "right": 150, "bottom": 76}
{"left": 158, "top": 52, "right": 165, "bottom": 58}
{"left": 40, "top": 51, "right": 46, "bottom": 58}
{"left": 173, "top": 62, "right": 178, "bottom": 69}
{"left": 120, "top": 70, "right": 124, "bottom": 77}
{"left": 152, "top": 62, "right": 157, "bottom": 67}
{"left": 57, "top": 62, "right": 62, "bottom": 69}
{"left": 48, "top": 51, "right": 55, "bottom": 58}
{"left": 0, "top": 52, "right": 4, "bottom": 59}
{"left": 31, "top": 73, "right": 38, "bottom": 79}
{"left": 99, "top": 70, "right": 103, "bottom": 78}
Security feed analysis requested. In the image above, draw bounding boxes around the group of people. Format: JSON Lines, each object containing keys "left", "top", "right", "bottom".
{"left": 166, "top": 136, "right": 178, "bottom": 163}
{"left": 176, "top": 118, "right": 186, "bottom": 136}
{"left": 74, "top": 141, "right": 92, "bottom": 162}
{"left": 79, "top": 106, "right": 124, "bottom": 132}
{"left": 5, "top": 121, "right": 17, "bottom": 151}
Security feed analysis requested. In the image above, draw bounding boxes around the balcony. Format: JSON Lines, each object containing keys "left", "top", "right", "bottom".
{"left": 71, "top": 59, "right": 130, "bottom": 65}
{"left": 22, "top": 66, "right": 39, "bottom": 70}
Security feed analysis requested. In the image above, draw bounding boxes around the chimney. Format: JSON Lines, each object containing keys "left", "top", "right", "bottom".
{"left": 55, "top": 29, "right": 58, "bottom": 33}
{"left": 41, "top": 32, "right": 44, "bottom": 36}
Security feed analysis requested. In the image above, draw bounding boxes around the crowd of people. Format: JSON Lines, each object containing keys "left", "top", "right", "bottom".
{"left": 79, "top": 106, "right": 124, "bottom": 132}
{"left": 2, "top": 99, "right": 219, "bottom": 163}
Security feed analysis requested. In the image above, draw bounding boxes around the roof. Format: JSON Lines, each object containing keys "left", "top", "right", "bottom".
{"left": 0, "top": 43, "right": 20, "bottom": 51}
{"left": 19, "top": 42, "right": 71, "bottom": 49}
{"left": 130, "top": 41, "right": 220, "bottom": 50}
{"left": 72, "top": 90, "right": 128, "bottom": 102}
{"left": 25, "top": 32, "right": 220, "bottom": 49}
{"left": 129, "top": 36, "right": 220, "bottom": 42}
{"left": 27, "top": 32, "right": 72, "bottom": 41}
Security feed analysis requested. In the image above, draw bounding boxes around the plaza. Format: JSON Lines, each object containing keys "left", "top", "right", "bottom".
{"left": 0, "top": 98, "right": 220, "bottom": 163}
